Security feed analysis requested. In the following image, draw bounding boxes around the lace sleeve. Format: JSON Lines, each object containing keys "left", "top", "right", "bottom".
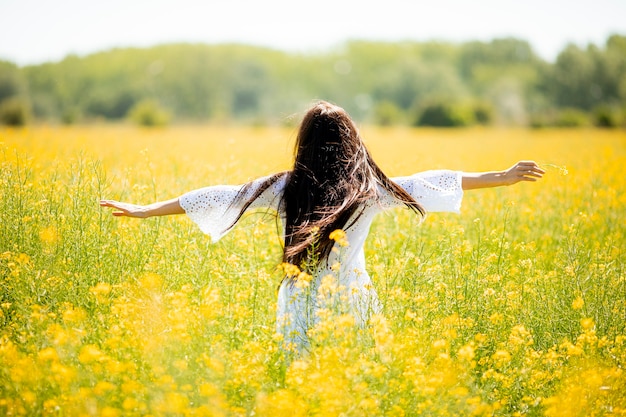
{"left": 179, "top": 174, "right": 285, "bottom": 242}
{"left": 387, "top": 170, "right": 463, "bottom": 213}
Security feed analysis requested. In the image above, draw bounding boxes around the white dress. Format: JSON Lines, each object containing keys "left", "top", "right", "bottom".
{"left": 179, "top": 170, "right": 463, "bottom": 351}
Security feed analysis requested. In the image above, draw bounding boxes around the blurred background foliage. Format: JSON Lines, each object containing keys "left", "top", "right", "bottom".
{"left": 0, "top": 35, "right": 624, "bottom": 127}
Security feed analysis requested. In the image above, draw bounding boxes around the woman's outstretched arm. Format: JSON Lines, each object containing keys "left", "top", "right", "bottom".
{"left": 461, "top": 161, "right": 545, "bottom": 190}
{"left": 99, "top": 198, "right": 185, "bottom": 218}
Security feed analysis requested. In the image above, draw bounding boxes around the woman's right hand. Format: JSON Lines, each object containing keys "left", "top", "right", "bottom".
{"left": 99, "top": 200, "right": 148, "bottom": 218}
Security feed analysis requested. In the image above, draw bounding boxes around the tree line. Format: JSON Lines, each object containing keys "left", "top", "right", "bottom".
{"left": 0, "top": 35, "right": 625, "bottom": 127}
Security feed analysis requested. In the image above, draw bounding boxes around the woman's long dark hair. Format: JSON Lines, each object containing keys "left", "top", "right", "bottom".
{"left": 229, "top": 101, "right": 425, "bottom": 271}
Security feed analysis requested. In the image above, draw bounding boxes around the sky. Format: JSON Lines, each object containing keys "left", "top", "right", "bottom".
{"left": 1, "top": 0, "right": 625, "bottom": 66}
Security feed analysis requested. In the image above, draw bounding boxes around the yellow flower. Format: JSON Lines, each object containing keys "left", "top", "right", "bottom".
{"left": 199, "top": 382, "right": 219, "bottom": 397}
{"left": 572, "top": 297, "right": 584, "bottom": 310}
{"left": 158, "top": 392, "right": 189, "bottom": 414}
{"left": 121, "top": 380, "right": 144, "bottom": 395}
{"left": 457, "top": 344, "right": 475, "bottom": 362}
{"left": 43, "top": 399, "right": 60, "bottom": 414}
{"left": 509, "top": 324, "right": 533, "bottom": 347}
{"left": 492, "top": 349, "right": 512, "bottom": 364}
{"left": 50, "top": 362, "right": 76, "bottom": 387}
{"left": 489, "top": 312, "right": 504, "bottom": 325}
{"left": 294, "top": 271, "right": 312, "bottom": 289}
{"left": 317, "top": 274, "right": 338, "bottom": 295}
{"left": 39, "top": 225, "right": 59, "bottom": 245}
{"left": 122, "top": 398, "right": 142, "bottom": 411}
{"left": 62, "top": 306, "right": 86, "bottom": 324}
{"left": 105, "top": 359, "right": 126, "bottom": 376}
{"left": 255, "top": 389, "right": 308, "bottom": 417}
{"left": 329, "top": 229, "right": 349, "bottom": 247}
{"left": 16, "top": 252, "right": 31, "bottom": 265}
{"left": 38, "top": 347, "right": 59, "bottom": 362}
{"left": 100, "top": 406, "right": 121, "bottom": 417}
{"left": 78, "top": 344, "right": 106, "bottom": 364}
{"left": 432, "top": 339, "right": 447, "bottom": 350}
{"left": 94, "top": 381, "right": 116, "bottom": 396}
{"left": 580, "top": 317, "right": 594, "bottom": 330}
{"left": 90, "top": 282, "right": 112, "bottom": 303}
{"left": 279, "top": 263, "right": 301, "bottom": 277}
{"left": 139, "top": 272, "right": 163, "bottom": 290}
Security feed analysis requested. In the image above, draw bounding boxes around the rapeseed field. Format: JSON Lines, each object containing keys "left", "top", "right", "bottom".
{"left": 1, "top": 125, "right": 625, "bottom": 416}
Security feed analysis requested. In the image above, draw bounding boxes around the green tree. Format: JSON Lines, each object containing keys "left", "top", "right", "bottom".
{"left": 543, "top": 46, "right": 583, "bottom": 109}
{"left": 0, "top": 60, "right": 31, "bottom": 125}
{"left": 604, "top": 35, "right": 626, "bottom": 105}
{"left": 0, "top": 96, "right": 30, "bottom": 126}
{"left": 0, "top": 61, "right": 26, "bottom": 101}
{"left": 373, "top": 100, "right": 405, "bottom": 126}
{"left": 415, "top": 100, "right": 475, "bottom": 127}
{"left": 127, "top": 99, "right": 170, "bottom": 127}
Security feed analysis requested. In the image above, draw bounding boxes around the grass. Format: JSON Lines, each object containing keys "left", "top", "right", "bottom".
{"left": 0, "top": 125, "right": 625, "bottom": 416}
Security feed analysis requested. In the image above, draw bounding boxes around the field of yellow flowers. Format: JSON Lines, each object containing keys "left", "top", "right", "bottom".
{"left": 1, "top": 125, "right": 625, "bottom": 416}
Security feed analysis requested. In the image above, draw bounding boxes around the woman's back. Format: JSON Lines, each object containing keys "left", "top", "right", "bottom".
{"left": 179, "top": 167, "right": 464, "bottom": 351}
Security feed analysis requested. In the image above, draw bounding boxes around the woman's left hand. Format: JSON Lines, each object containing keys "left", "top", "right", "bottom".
{"left": 502, "top": 161, "right": 546, "bottom": 185}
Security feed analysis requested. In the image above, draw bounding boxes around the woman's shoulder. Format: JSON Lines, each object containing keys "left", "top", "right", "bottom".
{"left": 247, "top": 171, "right": 289, "bottom": 193}
{"left": 238, "top": 171, "right": 290, "bottom": 210}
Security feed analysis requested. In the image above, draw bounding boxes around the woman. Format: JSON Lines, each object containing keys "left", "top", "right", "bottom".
{"left": 100, "top": 101, "right": 544, "bottom": 351}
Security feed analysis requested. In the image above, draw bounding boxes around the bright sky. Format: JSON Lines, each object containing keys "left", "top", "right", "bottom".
{"left": 1, "top": 0, "right": 625, "bottom": 65}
